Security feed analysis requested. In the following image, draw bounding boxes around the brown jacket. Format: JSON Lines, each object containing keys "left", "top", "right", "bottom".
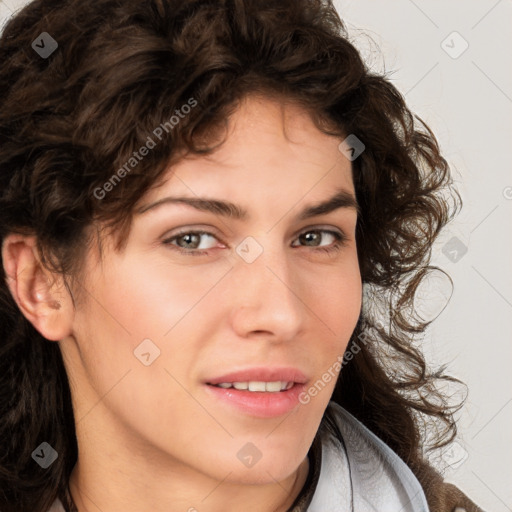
{"left": 420, "top": 464, "right": 485, "bottom": 512}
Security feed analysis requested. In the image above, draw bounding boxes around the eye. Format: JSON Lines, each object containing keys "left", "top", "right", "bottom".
{"left": 291, "top": 229, "right": 347, "bottom": 254}
{"left": 162, "top": 228, "right": 347, "bottom": 257}
{"left": 162, "top": 230, "right": 220, "bottom": 256}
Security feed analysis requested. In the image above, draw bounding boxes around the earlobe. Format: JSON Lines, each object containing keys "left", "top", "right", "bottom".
{"left": 1, "top": 234, "right": 73, "bottom": 341}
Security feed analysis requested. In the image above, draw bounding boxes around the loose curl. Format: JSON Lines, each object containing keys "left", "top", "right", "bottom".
{"left": 0, "top": 0, "right": 463, "bottom": 510}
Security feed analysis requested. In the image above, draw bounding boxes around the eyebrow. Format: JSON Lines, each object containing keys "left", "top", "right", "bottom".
{"left": 136, "top": 188, "right": 359, "bottom": 220}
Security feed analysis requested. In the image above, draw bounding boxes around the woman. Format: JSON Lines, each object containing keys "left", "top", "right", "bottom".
{"left": 0, "top": 0, "right": 484, "bottom": 510}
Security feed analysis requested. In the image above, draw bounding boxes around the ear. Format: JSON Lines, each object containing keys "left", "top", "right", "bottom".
{"left": 1, "top": 233, "right": 74, "bottom": 341}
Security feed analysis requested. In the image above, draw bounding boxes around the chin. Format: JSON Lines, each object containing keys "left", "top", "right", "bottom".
{"left": 216, "top": 449, "right": 304, "bottom": 486}
{"left": 225, "top": 464, "right": 301, "bottom": 486}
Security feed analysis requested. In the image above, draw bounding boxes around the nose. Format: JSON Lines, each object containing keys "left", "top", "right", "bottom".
{"left": 227, "top": 238, "right": 306, "bottom": 343}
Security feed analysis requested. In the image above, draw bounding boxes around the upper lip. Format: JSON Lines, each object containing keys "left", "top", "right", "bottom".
{"left": 205, "top": 367, "right": 308, "bottom": 385}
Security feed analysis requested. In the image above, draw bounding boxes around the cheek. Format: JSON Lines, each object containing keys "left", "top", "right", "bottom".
{"left": 71, "top": 258, "right": 234, "bottom": 417}
{"left": 93, "top": 257, "right": 232, "bottom": 343}
{"left": 292, "top": 259, "right": 361, "bottom": 406}
{"left": 69, "top": 262, "right": 213, "bottom": 456}
{"left": 326, "top": 273, "right": 362, "bottom": 323}
{"left": 307, "top": 259, "right": 362, "bottom": 339}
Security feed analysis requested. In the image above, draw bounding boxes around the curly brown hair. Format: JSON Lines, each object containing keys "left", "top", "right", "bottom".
{"left": 0, "top": 0, "right": 463, "bottom": 510}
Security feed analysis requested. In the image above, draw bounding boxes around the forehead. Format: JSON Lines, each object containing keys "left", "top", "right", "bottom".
{"left": 140, "top": 95, "right": 354, "bottom": 206}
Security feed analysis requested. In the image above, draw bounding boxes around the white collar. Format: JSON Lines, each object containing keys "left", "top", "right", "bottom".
{"left": 307, "top": 401, "right": 430, "bottom": 511}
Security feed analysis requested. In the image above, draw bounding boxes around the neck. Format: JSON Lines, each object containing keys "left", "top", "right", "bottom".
{"left": 68, "top": 454, "right": 309, "bottom": 512}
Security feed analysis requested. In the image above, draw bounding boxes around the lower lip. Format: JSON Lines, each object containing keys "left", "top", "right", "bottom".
{"left": 204, "top": 383, "right": 306, "bottom": 418}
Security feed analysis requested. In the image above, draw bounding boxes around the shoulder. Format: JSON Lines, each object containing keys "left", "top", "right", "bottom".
{"left": 413, "top": 460, "right": 486, "bottom": 512}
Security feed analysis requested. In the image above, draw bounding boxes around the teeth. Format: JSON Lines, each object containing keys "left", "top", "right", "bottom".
{"left": 213, "top": 381, "right": 294, "bottom": 392}
{"left": 264, "top": 381, "right": 282, "bottom": 392}
{"left": 248, "top": 381, "right": 266, "bottom": 392}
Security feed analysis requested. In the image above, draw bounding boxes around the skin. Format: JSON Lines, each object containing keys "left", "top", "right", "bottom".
{"left": 2, "top": 95, "right": 362, "bottom": 512}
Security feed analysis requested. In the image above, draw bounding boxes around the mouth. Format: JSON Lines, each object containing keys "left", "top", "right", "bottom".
{"left": 203, "top": 367, "right": 308, "bottom": 418}
{"left": 207, "top": 380, "right": 295, "bottom": 392}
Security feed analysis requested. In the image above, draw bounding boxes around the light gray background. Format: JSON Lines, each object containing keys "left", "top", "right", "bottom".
{"left": 332, "top": 1, "right": 512, "bottom": 509}
{"left": 1, "top": 0, "right": 511, "bottom": 510}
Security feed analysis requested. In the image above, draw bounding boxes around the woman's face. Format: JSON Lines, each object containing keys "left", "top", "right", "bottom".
{"left": 61, "top": 95, "right": 362, "bottom": 487}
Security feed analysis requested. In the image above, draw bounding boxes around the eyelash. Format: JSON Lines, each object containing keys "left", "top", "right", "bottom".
{"left": 162, "top": 228, "right": 347, "bottom": 257}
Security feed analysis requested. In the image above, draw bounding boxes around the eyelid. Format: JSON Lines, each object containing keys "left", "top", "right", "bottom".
{"left": 297, "top": 224, "right": 346, "bottom": 236}
{"left": 161, "top": 225, "right": 224, "bottom": 242}
{"left": 296, "top": 224, "right": 348, "bottom": 241}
